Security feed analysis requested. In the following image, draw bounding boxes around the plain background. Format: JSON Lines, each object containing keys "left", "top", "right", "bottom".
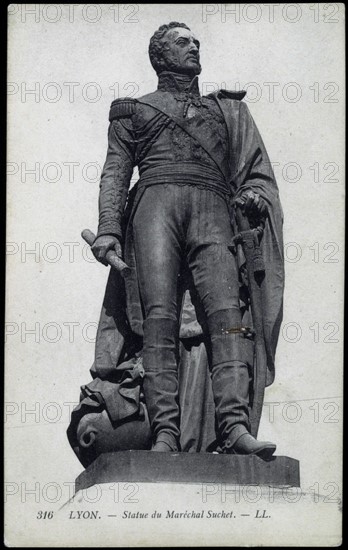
{"left": 6, "top": 3, "right": 344, "bottom": 545}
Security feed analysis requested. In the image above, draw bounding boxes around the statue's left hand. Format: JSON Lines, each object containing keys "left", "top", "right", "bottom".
{"left": 235, "top": 190, "right": 268, "bottom": 218}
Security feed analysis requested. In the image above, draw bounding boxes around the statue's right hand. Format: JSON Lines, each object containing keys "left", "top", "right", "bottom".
{"left": 91, "top": 235, "right": 122, "bottom": 265}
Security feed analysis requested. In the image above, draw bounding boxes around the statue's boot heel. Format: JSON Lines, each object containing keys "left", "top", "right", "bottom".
{"left": 226, "top": 433, "right": 276, "bottom": 459}
{"left": 152, "top": 440, "right": 177, "bottom": 452}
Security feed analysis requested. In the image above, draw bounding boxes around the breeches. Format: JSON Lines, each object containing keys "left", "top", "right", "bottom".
{"left": 133, "top": 184, "right": 240, "bottom": 322}
{"left": 133, "top": 184, "right": 251, "bottom": 448}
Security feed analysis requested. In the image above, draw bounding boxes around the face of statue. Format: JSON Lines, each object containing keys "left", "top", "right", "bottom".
{"left": 161, "top": 27, "right": 201, "bottom": 76}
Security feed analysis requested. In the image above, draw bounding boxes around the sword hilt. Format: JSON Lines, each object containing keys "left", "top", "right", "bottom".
{"left": 231, "top": 209, "right": 265, "bottom": 275}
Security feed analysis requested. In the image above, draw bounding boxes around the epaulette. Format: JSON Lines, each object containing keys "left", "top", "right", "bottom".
{"left": 109, "top": 97, "right": 137, "bottom": 122}
{"left": 209, "top": 89, "right": 247, "bottom": 101}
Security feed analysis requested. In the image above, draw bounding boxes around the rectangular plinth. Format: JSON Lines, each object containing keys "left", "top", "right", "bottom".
{"left": 75, "top": 451, "right": 300, "bottom": 492}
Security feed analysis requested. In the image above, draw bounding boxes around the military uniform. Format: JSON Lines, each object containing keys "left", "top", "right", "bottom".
{"left": 96, "top": 71, "right": 282, "bottom": 452}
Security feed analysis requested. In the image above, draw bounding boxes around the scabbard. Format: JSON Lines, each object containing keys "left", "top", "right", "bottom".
{"left": 235, "top": 208, "right": 267, "bottom": 438}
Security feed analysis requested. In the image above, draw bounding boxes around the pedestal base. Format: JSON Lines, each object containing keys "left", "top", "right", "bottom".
{"left": 75, "top": 451, "right": 300, "bottom": 491}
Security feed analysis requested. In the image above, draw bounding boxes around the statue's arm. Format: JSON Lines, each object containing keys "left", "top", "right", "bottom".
{"left": 97, "top": 104, "right": 136, "bottom": 241}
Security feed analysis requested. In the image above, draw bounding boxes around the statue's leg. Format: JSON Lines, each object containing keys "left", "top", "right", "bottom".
{"left": 187, "top": 189, "right": 276, "bottom": 457}
{"left": 133, "top": 185, "right": 186, "bottom": 452}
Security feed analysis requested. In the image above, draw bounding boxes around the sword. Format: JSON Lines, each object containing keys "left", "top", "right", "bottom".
{"left": 233, "top": 208, "right": 267, "bottom": 438}
{"left": 81, "top": 229, "right": 131, "bottom": 279}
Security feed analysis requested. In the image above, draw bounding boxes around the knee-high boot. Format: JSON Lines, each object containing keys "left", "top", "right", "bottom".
{"left": 207, "top": 309, "right": 253, "bottom": 447}
{"left": 207, "top": 309, "right": 276, "bottom": 457}
{"left": 142, "top": 317, "right": 181, "bottom": 451}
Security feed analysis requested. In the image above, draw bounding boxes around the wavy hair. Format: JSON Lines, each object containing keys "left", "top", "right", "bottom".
{"left": 149, "top": 22, "right": 191, "bottom": 74}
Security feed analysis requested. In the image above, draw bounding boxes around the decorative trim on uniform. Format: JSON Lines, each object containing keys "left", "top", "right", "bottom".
{"left": 109, "top": 97, "right": 137, "bottom": 121}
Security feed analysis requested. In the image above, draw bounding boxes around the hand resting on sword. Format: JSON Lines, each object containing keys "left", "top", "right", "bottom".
{"left": 234, "top": 190, "right": 268, "bottom": 218}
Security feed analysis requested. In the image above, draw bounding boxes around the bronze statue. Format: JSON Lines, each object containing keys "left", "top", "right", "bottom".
{"left": 68, "top": 22, "right": 284, "bottom": 465}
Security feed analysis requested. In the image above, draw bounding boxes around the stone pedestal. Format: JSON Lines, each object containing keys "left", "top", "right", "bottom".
{"left": 75, "top": 450, "right": 300, "bottom": 491}
{"left": 52, "top": 455, "right": 341, "bottom": 546}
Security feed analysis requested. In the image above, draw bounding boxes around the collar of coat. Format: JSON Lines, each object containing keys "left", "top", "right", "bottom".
{"left": 157, "top": 71, "right": 200, "bottom": 97}
{"left": 156, "top": 71, "right": 247, "bottom": 103}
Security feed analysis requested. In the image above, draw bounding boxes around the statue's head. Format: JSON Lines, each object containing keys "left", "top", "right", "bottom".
{"left": 149, "top": 22, "right": 201, "bottom": 77}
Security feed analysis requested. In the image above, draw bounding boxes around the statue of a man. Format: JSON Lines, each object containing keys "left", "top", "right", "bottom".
{"left": 90, "top": 22, "right": 284, "bottom": 457}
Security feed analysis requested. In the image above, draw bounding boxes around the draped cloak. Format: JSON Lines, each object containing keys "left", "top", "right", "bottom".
{"left": 68, "top": 90, "right": 284, "bottom": 455}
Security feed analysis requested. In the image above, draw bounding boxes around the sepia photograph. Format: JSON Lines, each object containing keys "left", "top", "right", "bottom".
{"left": 6, "top": 3, "right": 344, "bottom": 546}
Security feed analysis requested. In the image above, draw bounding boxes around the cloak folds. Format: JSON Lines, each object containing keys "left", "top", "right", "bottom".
{"left": 67, "top": 92, "right": 284, "bottom": 456}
